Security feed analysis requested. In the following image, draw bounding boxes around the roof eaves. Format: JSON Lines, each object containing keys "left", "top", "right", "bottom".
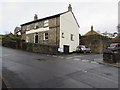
{"left": 21, "top": 11, "right": 69, "bottom": 26}
{"left": 71, "top": 11, "right": 80, "bottom": 28}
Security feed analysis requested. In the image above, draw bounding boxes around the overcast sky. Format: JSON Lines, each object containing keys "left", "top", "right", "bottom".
{"left": 0, "top": 0, "right": 119, "bottom": 35}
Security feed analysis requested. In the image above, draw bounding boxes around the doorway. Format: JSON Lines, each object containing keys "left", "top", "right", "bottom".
{"left": 64, "top": 45, "right": 69, "bottom": 54}
{"left": 34, "top": 33, "right": 38, "bottom": 43}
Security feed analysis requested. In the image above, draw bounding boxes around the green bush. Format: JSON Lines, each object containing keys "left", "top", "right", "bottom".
{"left": 2, "top": 34, "right": 21, "bottom": 40}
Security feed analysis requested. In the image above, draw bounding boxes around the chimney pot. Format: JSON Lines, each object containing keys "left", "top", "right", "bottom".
{"left": 91, "top": 25, "right": 93, "bottom": 31}
{"left": 34, "top": 14, "right": 38, "bottom": 20}
{"left": 68, "top": 4, "right": 72, "bottom": 11}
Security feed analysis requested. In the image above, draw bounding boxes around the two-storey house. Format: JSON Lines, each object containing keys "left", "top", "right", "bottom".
{"left": 21, "top": 4, "right": 79, "bottom": 53}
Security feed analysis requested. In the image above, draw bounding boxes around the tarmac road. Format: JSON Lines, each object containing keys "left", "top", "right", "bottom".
{"left": 2, "top": 46, "right": 119, "bottom": 88}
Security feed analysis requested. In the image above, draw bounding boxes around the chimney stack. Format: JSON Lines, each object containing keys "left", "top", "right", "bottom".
{"left": 91, "top": 25, "right": 93, "bottom": 31}
{"left": 68, "top": 4, "right": 72, "bottom": 11}
{"left": 34, "top": 14, "right": 38, "bottom": 20}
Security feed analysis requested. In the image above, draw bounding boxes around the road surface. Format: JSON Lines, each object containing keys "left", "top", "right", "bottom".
{"left": 2, "top": 46, "right": 118, "bottom": 88}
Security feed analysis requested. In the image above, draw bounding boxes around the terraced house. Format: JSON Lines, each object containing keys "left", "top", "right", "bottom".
{"left": 21, "top": 4, "right": 79, "bottom": 53}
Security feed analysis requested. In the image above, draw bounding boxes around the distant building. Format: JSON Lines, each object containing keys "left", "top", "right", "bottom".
{"left": 14, "top": 27, "right": 21, "bottom": 36}
{"left": 101, "top": 32, "right": 117, "bottom": 38}
{"left": 21, "top": 4, "right": 79, "bottom": 53}
{"left": 84, "top": 25, "right": 101, "bottom": 36}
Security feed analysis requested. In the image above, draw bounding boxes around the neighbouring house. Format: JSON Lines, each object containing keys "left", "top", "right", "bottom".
{"left": 81, "top": 26, "right": 112, "bottom": 53}
{"left": 21, "top": 4, "right": 80, "bottom": 53}
{"left": 84, "top": 25, "right": 101, "bottom": 36}
{"left": 14, "top": 27, "right": 21, "bottom": 36}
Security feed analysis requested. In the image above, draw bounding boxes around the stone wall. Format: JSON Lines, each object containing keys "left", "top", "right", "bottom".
{"left": 80, "top": 35, "right": 112, "bottom": 53}
{"left": 21, "top": 17, "right": 60, "bottom": 46}
{"left": 2, "top": 39, "right": 58, "bottom": 55}
{"left": 2, "top": 39, "right": 21, "bottom": 49}
{"left": 21, "top": 42, "right": 58, "bottom": 55}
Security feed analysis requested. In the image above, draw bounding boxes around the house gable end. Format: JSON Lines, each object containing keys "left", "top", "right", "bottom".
{"left": 60, "top": 11, "right": 79, "bottom": 28}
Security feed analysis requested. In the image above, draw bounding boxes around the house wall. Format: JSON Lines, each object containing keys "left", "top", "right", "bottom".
{"left": 60, "top": 12, "right": 79, "bottom": 52}
{"left": 21, "top": 17, "right": 60, "bottom": 46}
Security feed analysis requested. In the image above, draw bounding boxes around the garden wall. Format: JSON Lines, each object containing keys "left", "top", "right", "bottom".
{"left": 2, "top": 39, "right": 58, "bottom": 55}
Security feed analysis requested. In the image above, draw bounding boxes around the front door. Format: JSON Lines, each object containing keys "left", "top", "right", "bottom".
{"left": 34, "top": 33, "right": 38, "bottom": 43}
{"left": 64, "top": 45, "right": 69, "bottom": 54}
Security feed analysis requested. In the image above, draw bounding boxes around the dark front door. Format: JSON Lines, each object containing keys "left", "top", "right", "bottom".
{"left": 35, "top": 34, "right": 38, "bottom": 43}
{"left": 64, "top": 45, "right": 69, "bottom": 54}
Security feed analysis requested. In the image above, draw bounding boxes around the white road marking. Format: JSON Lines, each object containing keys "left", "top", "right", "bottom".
{"left": 81, "top": 59, "right": 89, "bottom": 62}
{"left": 84, "top": 70, "right": 88, "bottom": 72}
{"left": 58, "top": 56, "right": 64, "bottom": 59}
{"left": 52, "top": 55, "right": 57, "bottom": 57}
{"left": 47, "top": 55, "right": 50, "bottom": 56}
{"left": 66, "top": 57, "right": 73, "bottom": 59}
{"left": 74, "top": 58, "right": 81, "bottom": 61}
{"left": 90, "top": 61, "right": 99, "bottom": 64}
{"left": 73, "top": 56, "right": 83, "bottom": 58}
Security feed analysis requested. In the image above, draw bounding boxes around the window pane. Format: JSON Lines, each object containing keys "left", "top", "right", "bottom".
{"left": 44, "top": 20, "right": 49, "bottom": 27}
{"left": 71, "top": 34, "right": 73, "bottom": 41}
{"left": 26, "top": 25, "right": 31, "bottom": 30}
{"left": 34, "top": 23, "right": 39, "bottom": 29}
{"left": 43, "top": 32, "right": 48, "bottom": 40}
{"left": 62, "top": 33, "right": 64, "bottom": 38}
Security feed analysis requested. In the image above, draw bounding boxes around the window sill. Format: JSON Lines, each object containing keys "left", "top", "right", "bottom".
{"left": 43, "top": 39, "right": 48, "bottom": 41}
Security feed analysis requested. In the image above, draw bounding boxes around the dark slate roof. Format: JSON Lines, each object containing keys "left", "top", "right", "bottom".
{"left": 21, "top": 11, "right": 79, "bottom": 28}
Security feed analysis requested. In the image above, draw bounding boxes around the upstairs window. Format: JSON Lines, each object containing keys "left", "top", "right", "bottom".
{"left": 44, "top": 20, "right": 49, "bottom": 27}
{"left": 26, "top": 25, "right": 31, "bottom": 31}
{"left": 43, "top": 32, "right": 48, "bottom": 40}
{"left": 71, "top": 34, "right": 74, "bottom": 41}
{"left": 34, "top": 23, "right": 39, "bottom": 29}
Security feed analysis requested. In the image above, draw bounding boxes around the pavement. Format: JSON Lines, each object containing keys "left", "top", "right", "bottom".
{"left": 1, "top": 46, "right": 119, "bottom": 88}
{"left": 63, "top": 53, "right": 120, "bottom": 68}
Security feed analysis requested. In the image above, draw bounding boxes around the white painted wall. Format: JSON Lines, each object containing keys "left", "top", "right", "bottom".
{"left": 60, "top": 11, "right": 79, "bottom": 52}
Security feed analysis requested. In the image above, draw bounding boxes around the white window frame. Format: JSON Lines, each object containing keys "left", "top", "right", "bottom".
{"left": 44, "top": 20, "right": 49, "bottom": 27}
{"left": 43, "top": 32, "right": 48, "bottom": 40}
{"left": 26, "top": 25, "right": 31, "bottom": 31}
{"left": 34, "top": 33, "right": 39, "bottom": 43}
{"left": 26, "top": 35, "right": 30, "bottom": 42}
{"left": 34, "top": 23, "right": 39, "bottom": 29}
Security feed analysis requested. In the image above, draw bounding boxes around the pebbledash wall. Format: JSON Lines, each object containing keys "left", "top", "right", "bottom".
{"left": 60, "top": 12, "right": 79, "bottom": 53}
